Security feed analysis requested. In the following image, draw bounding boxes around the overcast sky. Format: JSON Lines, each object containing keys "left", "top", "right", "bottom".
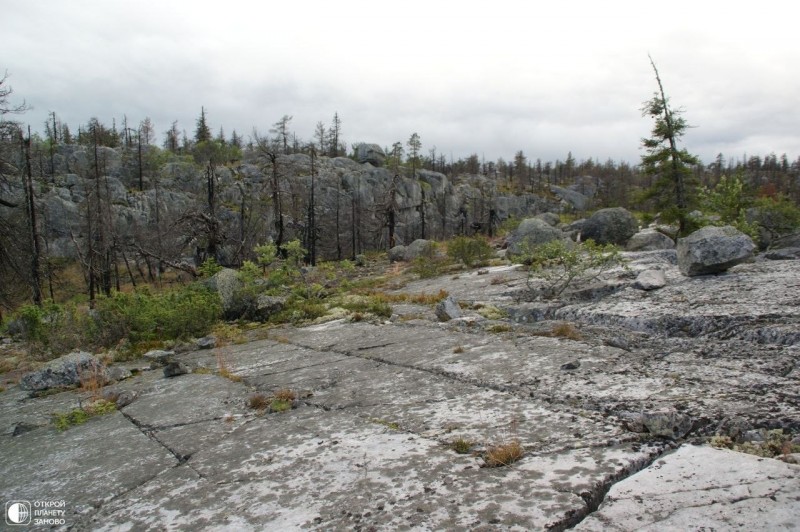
{"left": 3, "top": 0, "right": 799, "bottom": 165}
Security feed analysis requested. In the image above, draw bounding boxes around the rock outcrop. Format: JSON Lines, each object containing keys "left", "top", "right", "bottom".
{"left": 677, "top": 225, "right": 756, "bottom": 276}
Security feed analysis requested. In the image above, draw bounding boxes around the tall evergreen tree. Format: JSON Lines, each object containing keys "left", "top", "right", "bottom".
{"left": 195, "top": 106, "right": 212, "bottom": 143}
{"left": 640, "top": 56, "right": 699, "bottom": 235}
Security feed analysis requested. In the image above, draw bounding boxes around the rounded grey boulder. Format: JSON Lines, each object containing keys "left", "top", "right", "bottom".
{"left": 19, "top": 351, "right": 107, "bottom": 392}
{"left": 581, "top": 207, "right": 639, "bottom": 246}
{"left": 677, "top": 225, "right": 756, "bottom": 276}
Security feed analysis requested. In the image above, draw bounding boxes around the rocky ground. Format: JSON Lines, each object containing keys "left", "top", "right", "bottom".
{"left": 1, "top": 250, "right": 799, "bottom": 530}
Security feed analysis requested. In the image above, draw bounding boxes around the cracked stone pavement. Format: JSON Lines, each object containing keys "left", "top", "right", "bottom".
{"left": 1, "top": 254, "right": 799, "bottom": 530}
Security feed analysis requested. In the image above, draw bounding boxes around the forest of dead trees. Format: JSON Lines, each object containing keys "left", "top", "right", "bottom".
{"left": 2, "top": 76, "right": 800, "bottom": 316}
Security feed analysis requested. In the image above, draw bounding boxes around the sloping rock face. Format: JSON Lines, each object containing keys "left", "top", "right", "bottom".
{"left": 506, "top": 218, "right": 564, "bottom": 256}
{"left": 677, "top": 225, "right": 756, "bottom": 276}
{"left": 581, "top": 207, "right": 639, "bottom": 245}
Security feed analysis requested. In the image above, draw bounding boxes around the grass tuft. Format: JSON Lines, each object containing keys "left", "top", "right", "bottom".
{"left": 483, "top": 440, "right": 524, "bottom": 467}
{"left": 551, "top": 322, "right": 583, "bottom": 340}
{"left": 450, "top": 438, "right": 473, "bottom": 454}
{"left": 248, "top": 393, "right": 269, "bottom": 410}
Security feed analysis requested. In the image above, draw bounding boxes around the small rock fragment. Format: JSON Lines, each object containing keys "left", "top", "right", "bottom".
{"left": 435, "top": 296, "right": 461, "bottom": 322}
{"left": 196, "top": 336, "right": 217, "bottom": 350}
{"left": 634, "top": 269, "right": 666, "bottom": 291}
{"left": 163, "top": 361, "right": 190, "bottom": 378}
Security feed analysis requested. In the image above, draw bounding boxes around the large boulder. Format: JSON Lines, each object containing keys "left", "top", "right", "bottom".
{"left": 19, "top": 352, "right": 107, "bottom": 392}
{"left": 581, "top": 207, "right": 639, "bottom": 246}
{"left": 388, "top": 245, "right": 406, "bottom": 263}
{"left": 207, "top": 268, "right": 244, "bottom": 319}
{"left": 626, "top": 229, "right": 675, "bottom": 251}
{"left": 206, "top": 269, "right": 285, "bottom": 321}
{"left": 677, "top": 225, "right": 756, "bottom": 276}
{"left": 354, "top": 143, "right": 386, "bottom": 166}
{"left": 403, "top": 239, "right": 437, "bottom": 261}
{"left": 506, "top": 218, "right": 564, "bottom": 256}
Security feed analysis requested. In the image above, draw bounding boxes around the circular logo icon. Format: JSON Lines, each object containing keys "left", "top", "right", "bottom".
{"left": 6, "top": 501, "right": 31, "bottom": 525}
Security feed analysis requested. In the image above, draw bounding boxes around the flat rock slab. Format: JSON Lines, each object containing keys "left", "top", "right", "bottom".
{"left": 79, "top": 407, "right": 661, "bottom": 531}
{"left": 120, "top": 373, "right": 254, "bottom": 459}
{"left": 0, "top": 412, "right": 177, "bottom": 526}
{"left": 576, "top": 444, "right": 800, "bottom": 530}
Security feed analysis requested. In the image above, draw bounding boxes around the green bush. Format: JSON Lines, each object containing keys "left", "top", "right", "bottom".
{"left": 698, "top": 174, "right": 759, "bottom": 239}
{"left": 519, "top": 239, "right": 624, "bottom": 299}
{"left": 6, "top": 301, "right": 91, "bottom": 357}
{"left": 93, "top": 285, "right": 222, "bottom": 345}
{"left": 447, "top": 236, "right": 494, "bottom": 267}
{"left": 338, "top": 296, "right": 392, "bottom": 318}
{"left": 751, "top": 195, "right": 800, "bottom": 241}
{"left": 198, "top": 257, "right": 223, "bottom": 278}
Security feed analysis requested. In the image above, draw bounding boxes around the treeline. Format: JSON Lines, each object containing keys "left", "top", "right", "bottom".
{"left": 2, "top": 71, "right": 800, "bottom": 316}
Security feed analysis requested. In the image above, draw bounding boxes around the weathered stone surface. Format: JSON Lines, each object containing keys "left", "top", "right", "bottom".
{"left": 634, "top": 408, "right": 692, "bottom": 439}
{"left": 434, "top": 295, "right": 461, "bottom": 321}
{"left": 634, "top": 269, "right": 666, "bottom": 291}
{"left": 18, "top": 351, "right": 106, "bottom": 392}
{"left": 353, "top": 143, "right": 385, "bottom": 166}
{"left": 581, "top": 207, "right": 639, "bottom": 245}
{"left": 576, "top": 445, "right": 800, "bottom": 531}
{"left": 506, "top": 217, "right": 564, "bottom": 256}
{"left": 677, "top": 225, "right": 756, "bottom": 276}
{"left": 626, "top": 228, "right": 675, "bottom": 251}
{"left": 2, "top": 245, "right": 798, "bottom": 529}
{"left": 0, "top": 413, "right": 177, "bottom": 526}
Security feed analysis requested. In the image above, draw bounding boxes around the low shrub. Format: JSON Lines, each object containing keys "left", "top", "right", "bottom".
{"left": 518, "top": 239, "right": 624, "bottom": 299}
{"left": 93, "top": 285, "right": 222, "bottom": 345}
{"left": 447, "top": 236, "right": 494, "bottom": 268}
